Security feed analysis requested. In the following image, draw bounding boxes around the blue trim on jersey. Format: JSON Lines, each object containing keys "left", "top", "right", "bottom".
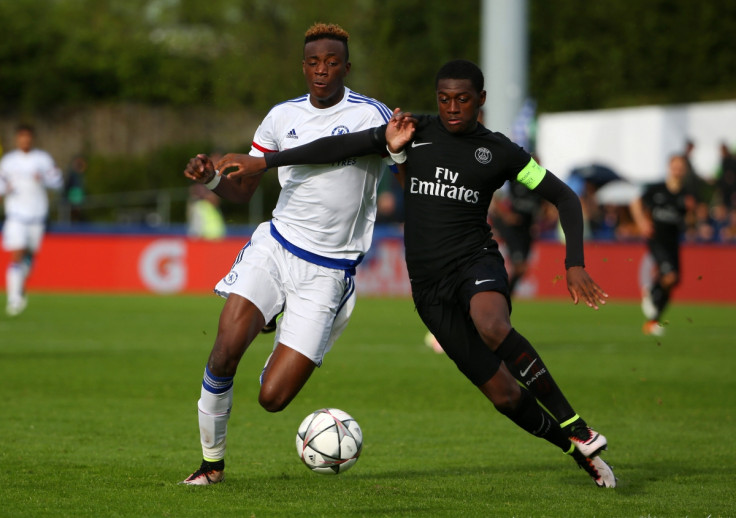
{"left": 269, "top": 221, "right": 363, "bottom": 274}
{"left": 346, "top": 92, "right": 392, "bottom": 122}
{"left": 202, "top": 365, "right": 234, "bottom": 394}
{"left": 275, "top": 94, "right": 309, "bottom": 108}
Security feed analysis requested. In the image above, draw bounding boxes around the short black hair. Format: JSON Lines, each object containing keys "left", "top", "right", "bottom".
{"left": 435, "top": 60, "right": 484, "bottom": 93}
{"left": 304, "top": 23, "right": 349, "bottom": 62}
{"left": 16, "top": 123, "right": 35, "bottom": 134}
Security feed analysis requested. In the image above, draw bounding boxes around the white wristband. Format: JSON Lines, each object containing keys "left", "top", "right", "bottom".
{"left": 386, "top": 145, "right": 407, "bottom": 164}
{"left": 205, "top": 170, "right": 221, "bottom": 190}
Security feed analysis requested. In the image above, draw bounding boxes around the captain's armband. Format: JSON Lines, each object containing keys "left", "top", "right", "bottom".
{"left": 516, "top": 158, "right": 546, "bottom": 190}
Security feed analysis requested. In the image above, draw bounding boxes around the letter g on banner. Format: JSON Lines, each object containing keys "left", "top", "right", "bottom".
{"left": 139, "top": 239, "right": 187, "bottom": 293}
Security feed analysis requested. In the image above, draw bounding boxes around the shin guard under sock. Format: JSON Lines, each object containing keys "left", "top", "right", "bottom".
{"left": 650, "top": 282, "right": 670, "bottom": 321}
{"left": 198, "top": 366, "right": 234, "bottom": 461}
{"left": 495, "top": 328, "right": 576, "bottom": 424}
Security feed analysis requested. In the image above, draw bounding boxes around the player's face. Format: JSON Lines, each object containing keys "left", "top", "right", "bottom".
{"left": 303, "top": 39, "right": 350, "bottom": 109}
{"left": 669, "top": 156, "right": 687, "bottom": 181}
{"left": 16, "top": 130, "right": 33, "bottom": 153}
{"left": 436, "top": 78, "right": 486, "bottom": 134}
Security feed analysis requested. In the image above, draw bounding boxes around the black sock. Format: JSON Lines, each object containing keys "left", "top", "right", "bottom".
{"left": 496, "top": 388, "right": 572, "bottom": 452}
{"left": 650, "top": 282, "right": 670, "bottom": 321}
{"left": 495, "top": 328, "right": 576, "bottom": 424}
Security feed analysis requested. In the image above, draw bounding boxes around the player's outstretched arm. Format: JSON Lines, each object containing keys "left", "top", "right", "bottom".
{"left": 533, "top": 170, "right": 608, "bottom": 310}
{"left": 220, "top": 108, "right": 417, "bottom": 176}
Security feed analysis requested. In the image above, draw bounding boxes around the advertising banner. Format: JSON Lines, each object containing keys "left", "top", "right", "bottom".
{"left": 1, "top": 234, "right": 734, "bottom": 303}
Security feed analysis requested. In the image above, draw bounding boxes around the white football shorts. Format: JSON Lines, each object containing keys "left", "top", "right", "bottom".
{"left": 214, "top": 222, "right": 356, "bottom": 366}
{"left": 2, "top": 218, "right": 45, "bottom": 252}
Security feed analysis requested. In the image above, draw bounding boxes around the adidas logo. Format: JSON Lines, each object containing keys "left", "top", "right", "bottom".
{"left": 286, "top": 128, "right": 298, "bottom": 139}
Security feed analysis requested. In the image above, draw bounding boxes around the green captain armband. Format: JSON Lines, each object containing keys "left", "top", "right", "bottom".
{"left": 516, "top": 158, "right": 546, "bottom": 189}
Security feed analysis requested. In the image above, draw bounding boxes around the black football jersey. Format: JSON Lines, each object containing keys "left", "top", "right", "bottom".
{"left": 641, "top": 182, "right": 688, "bottom": 245}
{"left": 403, "top": 115, "right": 534, "bottom": 284}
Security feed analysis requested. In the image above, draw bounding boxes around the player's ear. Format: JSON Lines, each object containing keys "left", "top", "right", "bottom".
{"left": 478, "top": 90, "right": 487, "bottom": 107}
{"left": 345, "top": 61, "right": 351, "bottom": 74}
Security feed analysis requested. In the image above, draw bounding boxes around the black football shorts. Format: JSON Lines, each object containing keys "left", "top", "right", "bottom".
{"left": 411, "top": 248, "right": 511, "bottom": 386}
{"left": 648, "top": 238, "right": 680, "bottom": 276}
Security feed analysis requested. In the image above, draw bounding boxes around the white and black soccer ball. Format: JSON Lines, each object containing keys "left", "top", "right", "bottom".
{"left": 295, "top": 408, "right": 363, "bottom": 475}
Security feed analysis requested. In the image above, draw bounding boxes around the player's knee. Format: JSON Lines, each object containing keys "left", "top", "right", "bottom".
{"left": 476, "top": 318, "right": 512, "bottom": 350}
{"left": 258, "top": 386, "right": 289, "bottom": 413}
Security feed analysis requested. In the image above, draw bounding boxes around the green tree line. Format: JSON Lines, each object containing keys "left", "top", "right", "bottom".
{"left": 2, "top": 0, "right": 734, "bottom": 226}
{"left": 3, "top": 0, "right": 734, "bottom": 115}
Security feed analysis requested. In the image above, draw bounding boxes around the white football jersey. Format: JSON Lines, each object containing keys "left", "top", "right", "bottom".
{"left": 250, "top": 87, "right": 392, "bottom": 260}
{"left": 0, "top": 149, "right": 62, "bottom": 222}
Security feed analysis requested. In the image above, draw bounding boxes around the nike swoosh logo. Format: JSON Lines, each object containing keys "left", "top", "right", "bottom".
{"left": 411, "top": 141, "right": 432, "bottom": 148}
{"left": 520, "top": 358, "right": 538, "bottom": 377}
{"left": 474, "top": 279, "right": 495, "bottom": 285}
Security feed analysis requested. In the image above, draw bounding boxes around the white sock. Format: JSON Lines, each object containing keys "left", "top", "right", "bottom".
{"left": 6, "top": 263, "right": 25, "bottom": 306}
{"left": 198, "top": 384, "right": 233, "bottom": 462}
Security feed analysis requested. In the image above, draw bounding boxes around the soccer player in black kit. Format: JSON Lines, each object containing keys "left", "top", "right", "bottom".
{"left": 191, "top": 60, "right": 616, "bottom": 488}
{"left": 630, "top": 154, "right": 692, "bottom": 336}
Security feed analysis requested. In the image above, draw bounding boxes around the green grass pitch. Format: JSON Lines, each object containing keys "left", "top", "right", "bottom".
{"left": 1, "top": 293, "right": 734, "bottom": 517}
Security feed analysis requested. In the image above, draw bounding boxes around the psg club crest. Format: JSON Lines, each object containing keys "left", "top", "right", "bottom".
{"left": 332, "top": 125, "right": 350, "bottom": 135}
{"left": 475, "top": 147, "right": 492, "bottom": 164}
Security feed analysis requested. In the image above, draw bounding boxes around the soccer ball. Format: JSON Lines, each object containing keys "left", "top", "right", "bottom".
{"left": 295, "top": 408, "right": 363, "bottom": 474}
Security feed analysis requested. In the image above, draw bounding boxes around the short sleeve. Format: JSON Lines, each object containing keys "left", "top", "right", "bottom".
{"left": 250, "top": 109, "right": 280, "bottom": 157}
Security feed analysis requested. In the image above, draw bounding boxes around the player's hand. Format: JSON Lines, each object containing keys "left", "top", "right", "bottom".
{"left": 566, "top": 266, "right": 608, "bottom": 310}
{"left": 386, "top": 107, "right": 416, "bottom": 152}
{"left": 639, "top": 219, "right": 654, "bottom": 239}
{"left": 184, "top": 154, "right": 216, "bottom": 183}
{"left": 215, "top": 153, "right": 268, "bottom": 179}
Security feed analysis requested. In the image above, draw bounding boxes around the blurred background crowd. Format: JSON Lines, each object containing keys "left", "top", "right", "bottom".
{"left": 1, "top": 0, "right": 735, "bottom": 246}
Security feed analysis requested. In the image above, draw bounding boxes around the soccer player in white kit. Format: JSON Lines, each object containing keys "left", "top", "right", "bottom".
{"left": 0, "top": 124, "right": 62, "bottom": 316}
{"left": 180, "top": 23, "right": 394, "bottom": 485}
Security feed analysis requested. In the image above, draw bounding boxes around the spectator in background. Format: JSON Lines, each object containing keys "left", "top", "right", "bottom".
{"left": 682, "top": 139, "right": 707, "bottom": 202}
{"left": 716, "top": 142, "right": 736, "bottom": 210}
{"left": 187, "top": 183, "right": 226, "bottom": 240}
{"left": 489, "top": 174, "right": 545, "bottom": 295}
{"left": 630, "top": 154, "right": 694, "bottom": 336}
{"left": 685, "top": 202, "right": 716, "bottom": 243}
{"left": 0, "top": 124, "right": 63, "bottom": 316}
{"left": 63, "top": 154, "right": 87, "bottom": 222}
{"left": 719, "top": 208, "right": 736, "bottom": 243}
{"left": 375, "top": 169, "right": 404, "bottom": 225}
